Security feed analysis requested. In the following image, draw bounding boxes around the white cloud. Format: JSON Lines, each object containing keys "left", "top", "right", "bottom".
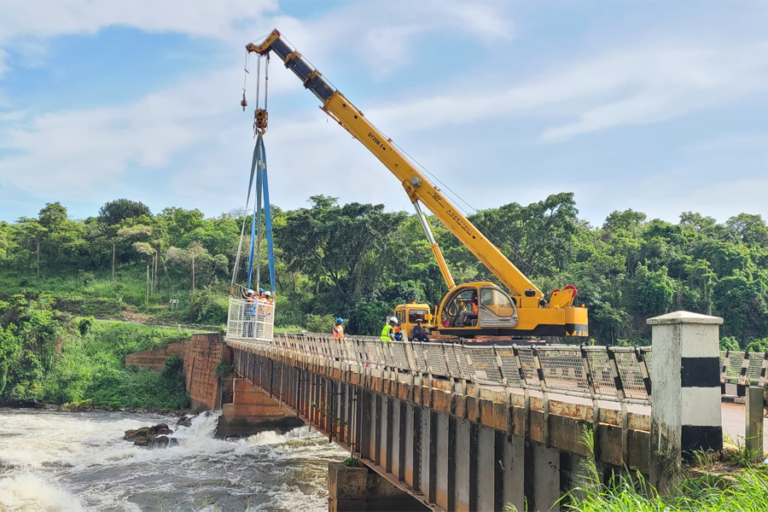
{"left": 2, "top": 0, "right": 768, "bottom": 225}
{"left": 364, "top": 40, "right": 768, "bottom": 143}
{"left": 0, "top": 0, "right": 513, "bottom": 80}
{"left": 4, "top": 33, "right": 768, "bottom": 218}
{"left": 0, "top": 0, "right": 280, "bottom": 78}
{"left": 0, "top": 0, "right": 278, "bottom": 41}
{"left": 287, "top": 0, "right": 513, "bottom": 80}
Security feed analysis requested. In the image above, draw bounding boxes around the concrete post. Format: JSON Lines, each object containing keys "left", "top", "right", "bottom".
{"left": 648, "top": 311, "right": 723, "bottom": 488}
{"left": 745, "top": 386, "right": 764, "bottom": 458}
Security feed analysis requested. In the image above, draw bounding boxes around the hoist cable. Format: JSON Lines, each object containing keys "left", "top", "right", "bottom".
{"left": 255, "top": 55, "right": 261, "bottom": 109}
{"left": 264, "top": 54, "right": 270, "bottom": 111}
{"left": 247, "top": 189, "right": 258, "bottom": 289}
{"left": 242, "top": 51, "right": 249, "bottom": 93}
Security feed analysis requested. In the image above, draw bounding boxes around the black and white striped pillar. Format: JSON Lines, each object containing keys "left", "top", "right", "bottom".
{"left": 648, "top": 311, "right": 723, "bottom": 482}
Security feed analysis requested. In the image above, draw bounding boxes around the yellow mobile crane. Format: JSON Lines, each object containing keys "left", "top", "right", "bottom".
{"left": 246, "top": 30, "right": 588, "bottom": 339}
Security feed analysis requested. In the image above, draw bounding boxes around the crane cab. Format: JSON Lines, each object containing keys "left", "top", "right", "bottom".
{"left": 435, "top": 282, "right": 588, "bottom": 338}
{"left": 436, "top": 282, "right": 518, "bottom": 336}
{"left": 394, "top": 302, "right": 434, "bottom": 340}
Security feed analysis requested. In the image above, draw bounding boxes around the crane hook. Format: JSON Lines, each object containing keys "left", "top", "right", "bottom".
{"left": 241, "top": 91, "right": 248, "bottom": 112}
{"left": 254, "top": 108, "right": 268, "bottom": 136}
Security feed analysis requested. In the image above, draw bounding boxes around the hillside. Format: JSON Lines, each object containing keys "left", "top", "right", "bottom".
{"left": 2, "top": 195, "right": 768, "bottom": 347}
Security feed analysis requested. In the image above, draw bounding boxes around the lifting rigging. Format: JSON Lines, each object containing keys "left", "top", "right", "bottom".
{"left": 242, "top": 29, "right": 588, "bottom": 340}
{"left": 231, "top": 51, "right": 276, "bottom": 300}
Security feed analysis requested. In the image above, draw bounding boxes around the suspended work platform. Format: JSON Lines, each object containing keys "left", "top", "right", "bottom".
{"left": 226, "top": 129, "right": 277, "bottom": 343}
{"left": 227, "top": 295, "right": 275, "bottom": 342}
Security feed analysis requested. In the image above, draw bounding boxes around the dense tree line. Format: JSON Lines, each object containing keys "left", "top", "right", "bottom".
{"left": 1, "top": 194, "right": 768, "bottom": 347}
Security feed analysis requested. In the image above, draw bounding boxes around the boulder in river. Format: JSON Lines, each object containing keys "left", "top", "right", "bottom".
{"left": 176, "top": 414, "right": 195, "bottom": 428}
{"left": 124, "top": 423, "right": 175, "bottom": 447}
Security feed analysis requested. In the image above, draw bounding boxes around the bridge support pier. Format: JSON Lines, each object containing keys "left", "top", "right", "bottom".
{"left": 218, "top": 378, "right": 303, "bottom": 437}
{"left": 328, "top": 461, "right": 428, "bottom": 512}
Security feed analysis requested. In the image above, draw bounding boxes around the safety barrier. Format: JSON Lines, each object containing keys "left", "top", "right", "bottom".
{"left": 227, "top": 333, "right": 655, "bottom": 405}
{"left": 227, "top": 297, "right": 275, "bottom": 342}
{"left": 720, "top": 350, "right": 768, "bottom": 390}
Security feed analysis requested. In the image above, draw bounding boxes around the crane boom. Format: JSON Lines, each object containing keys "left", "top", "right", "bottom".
{"left": 246, "top": 30, "right": 545, "bottom": 301}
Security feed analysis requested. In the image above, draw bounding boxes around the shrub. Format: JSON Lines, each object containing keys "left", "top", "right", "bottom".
{"left": 189, "top": 288, "right": 228, "bottom": 324}
{"left": 162, "top": 354, "right": 183, "bottom": 378}
{"left": 76, "top": 316, "right": 94, "bottom": 336}
{"left": 305, "top": 313, "right": 335, "bottom": 334}
{"left": 215, "top": 362, "right": 234, "bottom": 379}
{"left": 720, "top": 336, "right": 740, "bottom": 351}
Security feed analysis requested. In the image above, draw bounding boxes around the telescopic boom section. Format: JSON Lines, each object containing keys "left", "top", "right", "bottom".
{"left": 246, "top": 30, "right": 547, "bottom": 302}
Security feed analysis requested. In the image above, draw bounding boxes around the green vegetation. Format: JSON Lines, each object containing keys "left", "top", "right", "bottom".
{"left": 566, "top": 470, "right": 768, "bottom": 511}
{"left": 2, "top": 195, "right": 768, "bottom": 345}
{"left": 562, "top": 427, "right": 768, "bottom": 512}
{"left": 0, "top": 294, "right": 190, "bottom": 408}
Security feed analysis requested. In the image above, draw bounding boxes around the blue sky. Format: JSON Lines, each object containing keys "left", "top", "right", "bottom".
{"left": 1, "top": 0, "right": 767, "bottom": 226}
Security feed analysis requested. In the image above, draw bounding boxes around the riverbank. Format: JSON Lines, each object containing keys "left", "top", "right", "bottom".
{"left": 0, "top": 407, "right": 347, "bottom": 511}
{"left": 1, "top": 294, "right": 191, "bottom": 409}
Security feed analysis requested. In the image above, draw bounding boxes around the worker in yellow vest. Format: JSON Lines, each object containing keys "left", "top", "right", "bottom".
{"left": 380, "top": 317, "right": 397, "bottom": 347}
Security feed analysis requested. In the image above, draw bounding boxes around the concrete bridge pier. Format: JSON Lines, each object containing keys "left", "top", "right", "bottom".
{"left": 328, "top": 462, "right": 428, "bottom": 512}
{"left": 218, "top": 377, "right": 303, "bottom": 437}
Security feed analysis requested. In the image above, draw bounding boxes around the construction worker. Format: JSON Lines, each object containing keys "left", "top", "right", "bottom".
{"left": 380, "top": 316, "right": 397, "bottom": 347}
{"left": 411, "top": 319, "right": 430, "bottom": 342}
{"left": 244, "top": 289, "right": 256, "bottom": 337}
{"left": 331, "top": 318, "right": 344, "bottom": 340}
{"left": 458, "top": 291, "right": 479, "bottom": 327}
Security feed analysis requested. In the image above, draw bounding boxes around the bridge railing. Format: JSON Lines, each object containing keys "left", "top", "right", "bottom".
{"left": 228, "top": 332, "right": 768, "bottom": 404}
{"left": 720, "top": 350, "right": 768, "bottom": 389}
{"left": 226, "top": 297, "right": 275, "bottom": 342}
{"left": 229, "top": 333, "right": 656, "bottom": 405}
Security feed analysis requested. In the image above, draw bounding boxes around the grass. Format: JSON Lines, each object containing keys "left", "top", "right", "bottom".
{"left": 563, "top": 427, "right": 768, "bottom": 512}
{"left": 566, "top": 469, "right": 768, "bottom": 512}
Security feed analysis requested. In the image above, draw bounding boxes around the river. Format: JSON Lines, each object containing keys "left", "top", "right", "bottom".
{"left": 0, "top": 408, "right": 348, "bottom": 511}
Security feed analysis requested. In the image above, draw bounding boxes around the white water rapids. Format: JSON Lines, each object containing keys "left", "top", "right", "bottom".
{"left": 0, "top": 408, "right": 348, "bottom": 511}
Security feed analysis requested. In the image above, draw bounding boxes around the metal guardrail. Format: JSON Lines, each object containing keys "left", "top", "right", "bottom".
{"left": 720, "top": 350, "right": 768, "bottom": 390}
{"left": 227, "top": 333, "right": 655, "bottom": 405}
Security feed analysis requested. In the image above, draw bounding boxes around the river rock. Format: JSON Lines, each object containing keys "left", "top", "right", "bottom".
{"left": 148, "top": 436, "right": 179, "bottom": 448}
{"left": 124, "top": 423, "right": 173, "bottom": 447}
{"left": 176, "top": 414, "right": 195, "bottom": 427}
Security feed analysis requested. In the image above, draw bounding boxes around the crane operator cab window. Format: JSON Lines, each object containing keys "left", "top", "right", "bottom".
{"left": 478, "top": 286, "right": 519, "bottom": 328}
{"left": 408, "top": 308, "right": 429, "bottom": 324}
{"left": 442, "top": 288, "right": 479, "bottom": 328}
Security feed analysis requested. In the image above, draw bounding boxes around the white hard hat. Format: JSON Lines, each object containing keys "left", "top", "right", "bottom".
{"left": 264, "top": 291, "right": 271, "bottom": 297}
{"left": 389, "top": 316, "right": 398, "bottom": 323}
{"left": 246, "top": 289, "right": 254, "bottom": 295}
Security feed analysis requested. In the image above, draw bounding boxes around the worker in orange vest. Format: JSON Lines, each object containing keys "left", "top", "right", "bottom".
{"left": 458, "top": 291, "right": 479, "bottom": 327}
{"left": 331, "top": 318, "right": 344, "bottom": 340}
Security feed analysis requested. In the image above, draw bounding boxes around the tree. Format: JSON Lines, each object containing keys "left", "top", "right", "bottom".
{"left": 38, "top": 202, "right": 68, "bottom": 230}
{"left": 276, "top": 198, "right": 407, "bottom": 316}
{"left": 98, "top": 199, "right": 152, "bottom": 226}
